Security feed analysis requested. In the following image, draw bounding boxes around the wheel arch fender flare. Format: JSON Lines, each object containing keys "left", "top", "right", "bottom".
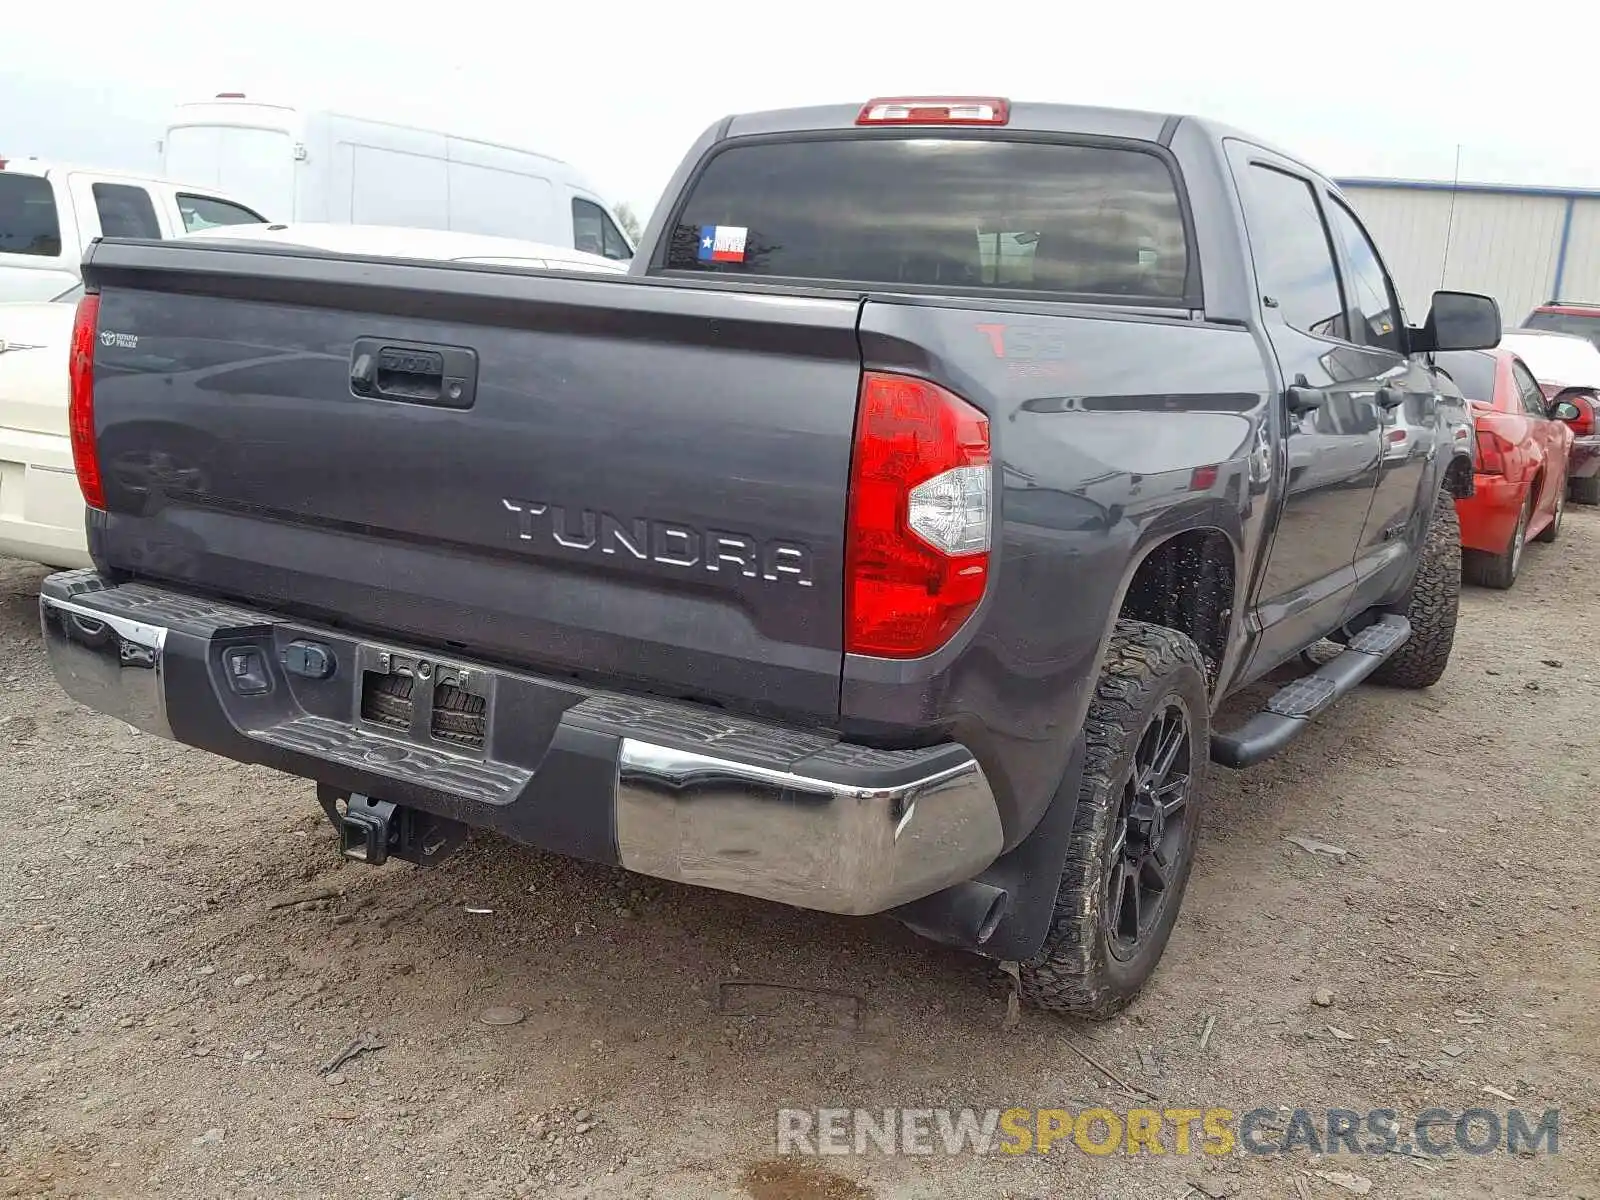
{"left": 1091, "top": 496, "right": 1246, "bottom": 692}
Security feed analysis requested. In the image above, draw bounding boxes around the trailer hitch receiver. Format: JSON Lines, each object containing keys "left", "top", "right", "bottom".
{"left": 318, "top": 787, "right": 469, "bottom": 867}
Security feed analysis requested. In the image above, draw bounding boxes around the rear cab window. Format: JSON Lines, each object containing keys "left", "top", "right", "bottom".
{"left": 92, "top": 183, "right": 161, "bottom": 238}
{"left": 658, "top": 136, "right": 1192, "bottom": 302}
{"left": 0, "top": 172, "right": 64, "bottom": 258}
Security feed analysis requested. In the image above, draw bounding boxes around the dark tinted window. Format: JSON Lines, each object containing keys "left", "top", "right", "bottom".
{"left": 1323, "top": 197, "right": 1403, "bottom": 354}
{"left": 0, "top": 173, "right": 63, "bottom": 257}
{"left": 1240, "top": 165, "right": 1346, "bottom": 339}
{"left": 1524, "top": 309, "right": 1600, "bottom": 348}
{"left": 664, "top": 138, "right": 1190, "bottom": 300}
{"left": 177, "top": 193, "right": 264, "bottom": 232}
{"left": 1434, "top": 351, "right": 1496, "bottom": 402}
{"left": 92, "top": 183, "right": 160, "bottom": 238}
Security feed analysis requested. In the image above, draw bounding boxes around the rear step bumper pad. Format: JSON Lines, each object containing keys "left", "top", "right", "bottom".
{"left": 39, "top": 571, "right": 1004, "bottom": 917}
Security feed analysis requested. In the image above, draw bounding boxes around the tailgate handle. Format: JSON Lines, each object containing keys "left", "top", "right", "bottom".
{"left": 350, "top": 338, "right": 478, "bottom": 409}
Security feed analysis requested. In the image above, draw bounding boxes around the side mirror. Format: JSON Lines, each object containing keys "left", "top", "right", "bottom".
{"left": 1552, "top": 400, "right": 1582, "bottom": 422}
{"left": 1420, "top": 290, "right": 1502, "bottom": 352}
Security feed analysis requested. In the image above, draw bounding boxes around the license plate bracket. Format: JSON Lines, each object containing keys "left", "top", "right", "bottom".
{"left": 355, "top": 643, "right": 494, "bottom": 755}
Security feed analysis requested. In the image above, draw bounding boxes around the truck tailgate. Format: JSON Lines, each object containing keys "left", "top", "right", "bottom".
{"left": 82, "top": 242, "right": 862, "bottom": 720}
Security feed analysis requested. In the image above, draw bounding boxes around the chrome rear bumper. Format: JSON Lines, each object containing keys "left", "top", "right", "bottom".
{"left": 43, "top": 594, "right": 171, "bottom": 738}
{"left": 41, "top": 573, "right": 1003, "bottom": 916}
{"left": 615, "top": 740, "right": 1000, "bottom": 913}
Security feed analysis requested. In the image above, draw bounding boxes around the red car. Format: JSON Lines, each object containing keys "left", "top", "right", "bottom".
{"left": 1498, "top": 330, "right": 1600, "bottom": 505}
{"left": 1435, "top": 348, "right": 1578, "bottom": 589}
{"left": 1523, "top": 300, "right": 1600, "bottom": 350}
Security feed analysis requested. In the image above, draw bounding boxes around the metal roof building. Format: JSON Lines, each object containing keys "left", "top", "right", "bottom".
{"left": 1337, "top": 178, "right": 1600, "bottom": 327}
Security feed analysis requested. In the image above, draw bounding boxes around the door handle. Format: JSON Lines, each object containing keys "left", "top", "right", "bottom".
{"left": 1376, "top": 386, "right": 1406, "bottom": 411}
{"left": 1286, "top": 377, "right": 1325, "bottom": 416}
{"left": 350, "top": 338, "right": 478, "bottom": 409}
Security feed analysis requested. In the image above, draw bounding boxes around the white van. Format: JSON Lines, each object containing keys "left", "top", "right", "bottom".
{"left": 0, "top": 158, "right": 265, "bottom": 302}
{"left": 162, "top": 96, "right": 635, "bottom": 262}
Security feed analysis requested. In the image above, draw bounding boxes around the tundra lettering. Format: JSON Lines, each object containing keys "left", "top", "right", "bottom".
{"left": 501, "top": 498, "right": 814, "bottom": 586}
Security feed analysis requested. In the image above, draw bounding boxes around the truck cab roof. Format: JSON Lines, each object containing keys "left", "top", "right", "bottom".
{"left": 717, "top": 100, "right": 1317, "bottom": 173}
{"left": 723, "top": 99, "right": 1177, "bottom": 142}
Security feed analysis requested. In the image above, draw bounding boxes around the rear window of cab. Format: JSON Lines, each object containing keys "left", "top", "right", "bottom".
{"left": 661, "top": 137, "right": 1191, "bottom": 303}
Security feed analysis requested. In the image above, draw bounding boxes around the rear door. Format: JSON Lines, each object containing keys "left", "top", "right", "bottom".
{"left": 1226, "top": 145, "right": 1385, "bottom": 670}
{"left": 443, "top": 161, "right": 555, "bottom": 241}
{"left": 67, "top": 176, "right": 171, "bottom": 241}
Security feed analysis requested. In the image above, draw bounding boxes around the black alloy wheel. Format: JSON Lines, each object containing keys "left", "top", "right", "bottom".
{"left": 1105, "top": 699, "right": 1194, "bottom": 960}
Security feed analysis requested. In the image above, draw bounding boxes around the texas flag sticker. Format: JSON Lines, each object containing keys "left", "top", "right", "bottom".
{"left": 698, "top": 224, "right": 748, "bottom": 263}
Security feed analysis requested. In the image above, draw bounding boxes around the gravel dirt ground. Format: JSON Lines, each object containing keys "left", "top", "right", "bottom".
{"left": 2, "top": 512, "right": 1596, "bottom": 1200}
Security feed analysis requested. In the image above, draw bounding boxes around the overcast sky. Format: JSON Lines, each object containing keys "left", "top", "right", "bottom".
{"left": 6, "top": 0, "right": 1596, "bottom": 215}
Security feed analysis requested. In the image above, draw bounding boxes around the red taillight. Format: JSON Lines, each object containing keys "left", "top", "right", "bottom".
{"left": 845, "top": 372, "right": 991, "bottom": 658}
{"left": 856, "top": 97, "right": 1010, "bottom": 126}
{"left": 68, "top": 293, "right": 105, "bottom": 510}
{"left": 1474, "top": 427, "right": 1512, "bottom": 476}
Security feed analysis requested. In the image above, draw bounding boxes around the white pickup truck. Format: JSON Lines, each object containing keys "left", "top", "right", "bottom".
{"left": 0, "top": 159, "right": 267, "bottom": 302}
{"left": 0, "top": 281, "right": 84, "bottom": 566}
{"left": 0, "top": 223, "right": 626, "bottom": 569}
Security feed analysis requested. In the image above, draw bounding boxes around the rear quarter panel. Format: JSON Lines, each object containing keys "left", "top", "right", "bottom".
{"left": 845, "top": 299, "right": 1276, "bottom": 839}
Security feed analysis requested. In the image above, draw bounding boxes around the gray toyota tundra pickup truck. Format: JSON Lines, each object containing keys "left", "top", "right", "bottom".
{"left": 45, "top": 96, "right": 1499, "bottom": 1017}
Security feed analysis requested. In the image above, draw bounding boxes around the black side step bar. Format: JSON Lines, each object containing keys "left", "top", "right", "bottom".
{"left": 1210, "top": 614, "right": 1411, "bottom": 769}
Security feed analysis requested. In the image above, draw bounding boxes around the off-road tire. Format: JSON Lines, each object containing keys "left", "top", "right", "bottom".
{"left": 1373, "top": 488, "right": 1461, "bottom": 688}
{"left": 1570, "top": 474, "right": 1600, "bottom": 506}
{"left": 1017, "top": 620, "right": 1210, "bottom": 1019}
{"left": 1534, "top": 483, "right": 1563, "bottom": 544}
{"left": 1463, "top": 489, "right": 1529, "bottom": 591}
